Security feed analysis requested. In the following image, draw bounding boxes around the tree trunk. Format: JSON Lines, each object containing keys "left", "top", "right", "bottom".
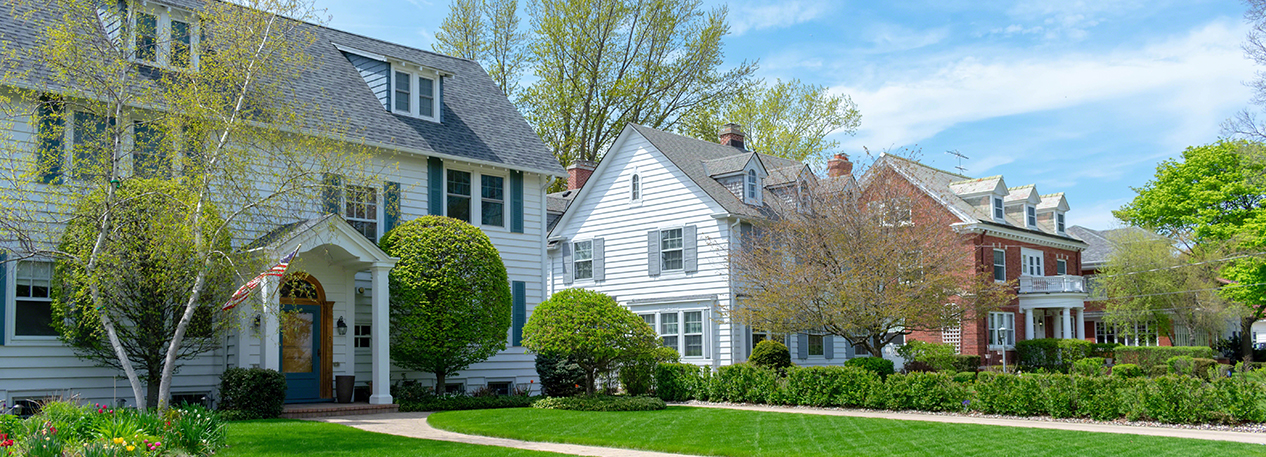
{"left": 1242, "top": 316, "right": 1256, "bottom": 363}
{"left": 586, "top": 368, "right": 597, "bottom": 396}
{"left": 147, "top": 376, "right": 160, "bottom": 410}
{"left": 436, "top": 373, "right": 447, "bottom": 395}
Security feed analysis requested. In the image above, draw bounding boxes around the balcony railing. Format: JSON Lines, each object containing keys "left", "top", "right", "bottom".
{"left": 1018, "top": 275, "right": 1085, "bottom": 294}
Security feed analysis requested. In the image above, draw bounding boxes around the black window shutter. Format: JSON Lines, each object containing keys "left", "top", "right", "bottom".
{"left": 592, "top": 237, "right": 604, "bottom": 282}
{"left": 647, "top": 230, "right": 660, "bottom": 276}
{"left": 36, "top": 95, "right": 64, "bottom": 184}
{"left": 824, "top": 336, "right": 834, "bottom": 359}
{"left": 512, "top": 281, "right": 526, "bottom": 346}
{"left": 428, "top": 157, "right": 443, "bottom": 215}
{"left": 321, "top": 173, "right": 343, "bottom": 214}
{"left": 797, "top": 333, "right": 809, "bottom": 359}
{"left": 384, "top": 181, "right": 401, "bottom": 235}
{"left": 510, "top": 170, "right": 524, "bottom": 233}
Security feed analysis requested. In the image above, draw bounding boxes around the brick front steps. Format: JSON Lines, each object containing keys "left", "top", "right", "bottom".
{"left": 281, "top": 402, "right": 399, "bottom": 419}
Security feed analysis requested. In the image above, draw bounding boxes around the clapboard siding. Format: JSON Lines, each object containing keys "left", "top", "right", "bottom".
{"left": 342, "top": 52, "right": 391, "bottom": 111}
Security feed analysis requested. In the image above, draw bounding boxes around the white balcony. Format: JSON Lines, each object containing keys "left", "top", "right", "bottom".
{"left": 1018, "top": 275, "right": 1085, "bottom": 294}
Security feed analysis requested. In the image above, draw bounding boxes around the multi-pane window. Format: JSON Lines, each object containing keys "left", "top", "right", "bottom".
{"left": 134, "top": 121, "right": 169, "bottom": 178}
{"left": 684, "top": 311, "right": 703, "bottom": 357}
{"left": 807, "top": 334, "right": 824, "bottom": 356}
{"left": 345, "top": 185, "right": 378, "bottom": 242}
{"left": 992, "top": 196, "right": 1004, "bottom": 220}
{"left": 137, "top": 12, "right": 158, "bottom": 62}
{"left": 1056, "top": 213, "right": 1066, "bottom": 233}
{"left": 660, "top": 228, "right": 683, "bottom": 271}
{"left": 394, "top": 71, "right": 411, "bottom": 113}
{"left": 640, "top": 314, "right": 655, "bottom": 327}
{"left": 1026, "top": 205, "right": 1037, "bottom": 228}
{"left": 446, "top": 170, "right": 471, "bottom": 222}
{"left": 659, "top": 313, "right": 679, "bottom": 352}
{"left": 418, "top": 77, "right": 436, "bottom": 118}
{"left": 573, "top": 240, "right": 593, "bottom": 280}
{"left": 988, "top": 312, "right": 1015, "bottom": 347}
{"left": 354, "top": 325, "right": 371, "bottom": 348}
{"left": 171, "top": 20, "right": 191, "bottom": 68}
{"left": 992, "top": 249, "right": 1006, "bottom": 282}
{"left": 1095, "top": 322, "right": 1158, "bottom": 346}
{"left": 746, "top": 169, "right": 757, "bottom": 200}
{"left": 1056, "top": 259, "right": 1067, "bottom": 276}
{"left": 481, "top": 175, "right": 504, "bottom": 226}
{"left": 631, "top": 174, "right": 640, "bottom": 200}
{"left": 73, "top": 112, "right": 111, "bottom": 180}
{"left": 16, "top": 261, "right": 56, "bottom": 337}
{"left": 1021, "top": 249, "right": 1044, "bottom": 276}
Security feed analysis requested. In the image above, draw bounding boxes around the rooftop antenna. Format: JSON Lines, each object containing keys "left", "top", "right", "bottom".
{"left": 946, "top": 150, "right": 969, "bottom": 174}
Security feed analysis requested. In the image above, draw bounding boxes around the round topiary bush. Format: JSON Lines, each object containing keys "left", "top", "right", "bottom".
{"left": 379, "top": 216, "right": 512, "bottom": 392}
{"left": 748, "top": 340, "right": 792, "bottom": 370}
{"left": 523, "top": 288, "right": 658, "bottom": 395}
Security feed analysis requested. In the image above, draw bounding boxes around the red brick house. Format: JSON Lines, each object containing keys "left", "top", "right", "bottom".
{"left": 858, "top": 154, "right": 1089, "bottom": 364}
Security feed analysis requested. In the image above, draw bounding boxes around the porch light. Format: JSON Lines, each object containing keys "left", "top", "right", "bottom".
{"left": 337, "top": 316, "right": 348, "bottom": 336}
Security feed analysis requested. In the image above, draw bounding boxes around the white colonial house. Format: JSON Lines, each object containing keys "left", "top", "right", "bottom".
{"left": 0, "top": 0, "right": 563, "bottom": 409}
{"left": 546, "top": 123, "right": 874, "bottom": 369}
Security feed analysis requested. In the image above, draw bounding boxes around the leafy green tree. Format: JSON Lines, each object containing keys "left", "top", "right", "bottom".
{"left": 1115, "top": 139, "right": 1266, "bottom": 358}
{"left": 523, "top": 288, "right": 658, "bottom": 395}
{"left": 434, "top": 0, "right": 531, "bottom": 98}
{"left": 678, "top": 78, "right": 861, "bottom": 164}
{"left": 53, "top": 179, "right": 234, "bottom": 408}
{"left": 379, "top": 216, "right": 512, "bottom": 393}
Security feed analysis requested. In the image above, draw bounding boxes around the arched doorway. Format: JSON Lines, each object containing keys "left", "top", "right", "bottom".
{"left": 279, "top": 274, "right": 333, "bottom": 402}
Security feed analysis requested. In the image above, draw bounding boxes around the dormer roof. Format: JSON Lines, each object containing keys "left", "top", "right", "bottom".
{"left": 766, "top": 164, "right": 811, "bottom": 187}
{"left": 703, "top": 152, "right": 765, "bottom": 178}
{"left": 1036, "top": 193, "right": 1070, "bottom": 212}
{"left": 1004, "top": 185, "right": 1041, "bottom": 205}
{"left": 949, "top": 175, "right": 1007, "bottom": 197}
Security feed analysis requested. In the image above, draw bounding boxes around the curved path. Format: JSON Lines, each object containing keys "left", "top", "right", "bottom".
{"left": 315, "top": 411, "right": 697, "bottom": 457}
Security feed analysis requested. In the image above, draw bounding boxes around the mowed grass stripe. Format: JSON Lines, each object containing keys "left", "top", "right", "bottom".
{"left": 220, "top": 419, "right": 575, "bottom": 457}
{"left": 428, "top": 406, "right": 1266, "bottom": 457}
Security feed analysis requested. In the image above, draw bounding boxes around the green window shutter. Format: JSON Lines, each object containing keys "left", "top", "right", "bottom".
{"left": 36, "top": 95, "right": 64, "bottom": 184}
{"left": 321, "top": 173, "right": 343, "bottom": 214}
{"left": 384, "top": 181, "right": 401, "bottom": 235}
{"left": 510, "top": 170, "right": 524, "bottom": 233}
{"left": 428, "top": 157, "right": 443, "bottom": 215}
{"left": 511, "top": 281, "right": 526, "bottom": 346}
{"left": 0, "top": 251, "right": 6, "bottom": 345}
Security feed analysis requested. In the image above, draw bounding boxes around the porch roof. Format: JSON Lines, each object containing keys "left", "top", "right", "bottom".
{"left": 249, "top": 214, "right": 398, "bottom": 270}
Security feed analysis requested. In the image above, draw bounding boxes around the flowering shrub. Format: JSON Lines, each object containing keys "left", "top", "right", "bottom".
{"left": 0, "top": 400, "right": 224, "bottom": 456}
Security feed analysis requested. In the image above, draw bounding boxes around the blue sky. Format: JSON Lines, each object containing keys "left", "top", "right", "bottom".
{"left": 318, "top": 0, "right": 1256, "bottom": 230}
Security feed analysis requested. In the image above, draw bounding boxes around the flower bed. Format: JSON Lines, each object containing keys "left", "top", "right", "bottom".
{"left": 0, "top": 400, "right": 225, "bottom": 456}
{"left": 654, "top": 362, "right": 1266, "bottom": 425}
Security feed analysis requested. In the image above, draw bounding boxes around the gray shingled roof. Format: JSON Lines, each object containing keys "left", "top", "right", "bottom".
{"left": 1067, "top": 225, "right": 1162, "bottom": 268}
{"left": 3, "top": 0, "right": 564, "bottom": 176}
{"left": 630, "top": 124, "right": 801, "bottom": 218}
{"left": 702, "top": 153, "right": 756, "bottom": 177}
{"left": 545, "top": 189, "right": 578, "bottom": 232}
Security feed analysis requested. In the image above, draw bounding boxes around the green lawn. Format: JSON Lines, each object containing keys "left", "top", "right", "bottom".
{"left": 220, "top": 419, "right": 573, "bottom": 457}
{"left": 429, "top": 406, "right": 1266, "bottom": 457}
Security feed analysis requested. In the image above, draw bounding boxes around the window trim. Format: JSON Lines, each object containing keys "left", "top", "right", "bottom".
{"left": 992, "top": 248, "right": 1006, "bottom": 282}
{"left": 659, "top": 227, "right": 684, "bottom": 272}
{"left": 1020, "top": 248, "right": 1044, "bottom": 277}
{"left": 641, "top": 308, "right": 709, "bottom": 359}
{"left": 343, "top": 183, "right": 380, "bottom": 242}
{"left": 480, "top": 174, "right": 506, "bottom": 228}
{"left": 1025, "top": 205, "right": 1037, "bottom": 228}
{"left": 390, "top": 65, "right": 441, "bottom": 122}
{"left": 12, "top": 260, "right": 58, "bottom": 341}
{"left": 806, "top": 333, "right": 825, "bottom": 357}
{"left": 1056, "top": 258, "right": 1067, "bottom": 276}
{"left": 1056, "top": 212, "right": 1066, "bottom": 234}
{"left": 988, "top": 311, "right": 1015, "bottom": 349}
{"left": 992, "top": 196, "right": 1005, "bottom": 221}
{"left": 572, "top": 240, "right": 594, "bottom": 281}
{"left": 128, "top": 7, "right": 200, "bottom": 71}
{"left": 630, "top": 172, "right": 641, "bottom": 203}
{"left": 445, "top": 168, "right": 473, "bottom": 223}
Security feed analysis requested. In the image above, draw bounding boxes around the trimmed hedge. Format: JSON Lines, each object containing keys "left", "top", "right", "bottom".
{"left": 533, "top": 395, "right": 666, "bottom": 411}
{"left": 1016, "top": 338, "right": 1092, "bottom": 373}
{"left": 1071, "top": 357, "right": 1106, "bottom": 376}
{"left": 1115, "top": 346, "right": 1216, "bottom": 371}
{"left": 844, "top": 356, "right": 895, "bottom": 379}
{"left": 397, "top": 394, "right": 535, "bottom": 412}
{"left": 218, "top": 367, "right": 286, "bottom": 419}
{"left": 952, "top": 354, "right": 982, "bottom": 373}
{"left": 653, "top": 361, "right": 1265, "bottom": 425}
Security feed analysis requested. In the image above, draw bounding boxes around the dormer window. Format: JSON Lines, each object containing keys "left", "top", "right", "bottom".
{"left": 746, "top": 169, "right": 757, "bottom": 200}
{"left": 126, "top": 7, "right": 199, "bottom": 70}
{"left": 137, "top": 12, "right": 158, "bottom": 62}
{"left": 992, "top": 196, "right": 1004, "bottom": 221}
{"left": 1026, "top": 205, "right": 1037, "bottom": 228}
{"left": 392, "top": 67, "right": 440, "bottom": 122}
{"left": 1056, "top": 212, "right": 1066, "bottom": 234}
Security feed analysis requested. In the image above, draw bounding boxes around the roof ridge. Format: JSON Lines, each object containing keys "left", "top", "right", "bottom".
{"left": 884, "top": 154, "right": 973, "bottom": 180}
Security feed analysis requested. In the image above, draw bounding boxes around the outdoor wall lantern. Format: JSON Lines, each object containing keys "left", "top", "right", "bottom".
{"left": 337, "top": 316, "right": 348, "bottom": 336}
{"left": 253, "top": 314, "right": 261, "bottom": 330}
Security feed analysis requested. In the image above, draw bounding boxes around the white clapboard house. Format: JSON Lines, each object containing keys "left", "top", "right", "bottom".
{"left": 546, "top": 123, "right": 870, "bottom": 368}
{"left": 0, "top": 0, "right": 563, "bottom": 408}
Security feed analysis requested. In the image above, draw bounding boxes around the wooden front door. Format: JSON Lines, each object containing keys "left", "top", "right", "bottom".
{"left": 280, "top": 274, "right": 333, "bottom": 402}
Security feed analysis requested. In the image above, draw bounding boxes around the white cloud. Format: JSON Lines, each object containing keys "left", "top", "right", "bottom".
{"left": 834, "top": 20, "right": 1255, "bottom": 153}
{"left": 1068, "top": 197, "right": 1130, "bottom": 229}
{"left": 1003, "top": 0, "right": 1147, "bottom": 40}
{"left": 729, "top": 1, "right": 829, "bottom": 36}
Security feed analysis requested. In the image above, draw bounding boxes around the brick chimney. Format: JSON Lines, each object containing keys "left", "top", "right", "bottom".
{"left": 567, "top": 159, "right": 597, "bottom": 190}
{"left": 827, "top": 153, "right": 853, "bottom": 178}
{"left": 719, "top": 123, "right": 745, "bottom": 149}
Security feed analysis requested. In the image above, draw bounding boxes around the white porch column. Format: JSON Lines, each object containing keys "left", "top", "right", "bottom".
{"left": 1061, "top": 307, "right": 1073, "bottom": 340}
{"left": 369, "top": 264, "right": 393, "bottom": 405}
{"left": 1076, "top": 308, "right": 1085, "bottom": 340}
{"left": 260, "top": 275, "right": 281, "bottom": 371}
{"left": 1024, "top": 310, "right": 1035, "bottom": 341}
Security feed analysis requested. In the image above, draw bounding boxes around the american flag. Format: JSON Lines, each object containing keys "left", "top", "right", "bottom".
{"left": 221, "top": 245, "right": 301, "bottom": 311}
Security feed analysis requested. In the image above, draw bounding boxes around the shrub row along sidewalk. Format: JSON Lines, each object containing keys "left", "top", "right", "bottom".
{"left": 655, "top": 363, "right": 1265, "bottom": 425}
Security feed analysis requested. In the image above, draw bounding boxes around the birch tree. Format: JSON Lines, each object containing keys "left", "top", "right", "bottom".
{"left": 0, "top": 0, "right": 373, "bottom": 410}
{"left": 726, "top": 158, "right": 1012, "bottom": 356}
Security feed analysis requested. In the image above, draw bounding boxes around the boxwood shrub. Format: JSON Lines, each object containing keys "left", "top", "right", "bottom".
{"left": 397, "top": 394, "right": 535, "bottom": 412}
{"left": 1110, "top": 363, "right": 1142, "bottom": 378}
{"left": 218, "top": 367, "right": 286, "bottom": 419}
{"left": 843, "top": 356, "right": 895, "bottom": 379}
{"left": 1016, "top": 338, "right": 1092, "bottom": 373}
{"left": 1137, "top": 375, "right": 1216, "bottom": 424}
{"left": 749, "top": 340, "right": 793, "bottom": 371}
{"left": 532, "top": 395, "right": 666, "bottom": 411}
{"left": 655, "top": 362, "right": 710, "bottom": 402}
{"left": 882, "top": 372, "right": 967, "bottom": 412}
{"left": 781, "top": 366, "right": 881, "bottom": 408}
{"left": 1071, "top": 357, "right": 1106, "bottom": 376}
{"left": 1115, "top": 346, "right": 1216, "bottom": 372}
{"left": 710, "top": 363, "right": 779, "bottom": 404}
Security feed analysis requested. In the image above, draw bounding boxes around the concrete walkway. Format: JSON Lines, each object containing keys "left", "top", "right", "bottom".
{"left": 687, "top": 403, "right": 1266, "bottom": 445}
{"left": 315, "top": 411, "right": 697, "bottom": 457}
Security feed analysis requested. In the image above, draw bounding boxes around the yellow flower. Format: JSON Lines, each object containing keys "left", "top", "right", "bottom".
{"left": 126, "top": 445, "right": 135, "bottom": 451}
{"left": 113, "top": 437, "right": 125, "bottom": 445}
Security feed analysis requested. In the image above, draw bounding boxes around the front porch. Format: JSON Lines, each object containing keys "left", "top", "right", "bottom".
{"left": 1019, "top": 275, "right": 1089, "bottom": 341}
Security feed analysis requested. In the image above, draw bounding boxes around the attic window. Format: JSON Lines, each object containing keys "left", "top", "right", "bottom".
{"left": 1026, "top": 205, "right": 1037, "bottom": 228}
{"left": 128, "top": 8, "right": 199, "bottom": 70}
{"left": 631, "top": 174, "right": 640, "bottom": 201}
{"left": 746, "top": 169, "right": 757, "bottom": 200}
{"left": 992, "top": 196, "right": 1004, "bottom": 221}
{"left": 1056, "top": 212, "right": 1066, "bottom": 234}
{"left": 392, "top": 66, "right": 441, "bottom": 122}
